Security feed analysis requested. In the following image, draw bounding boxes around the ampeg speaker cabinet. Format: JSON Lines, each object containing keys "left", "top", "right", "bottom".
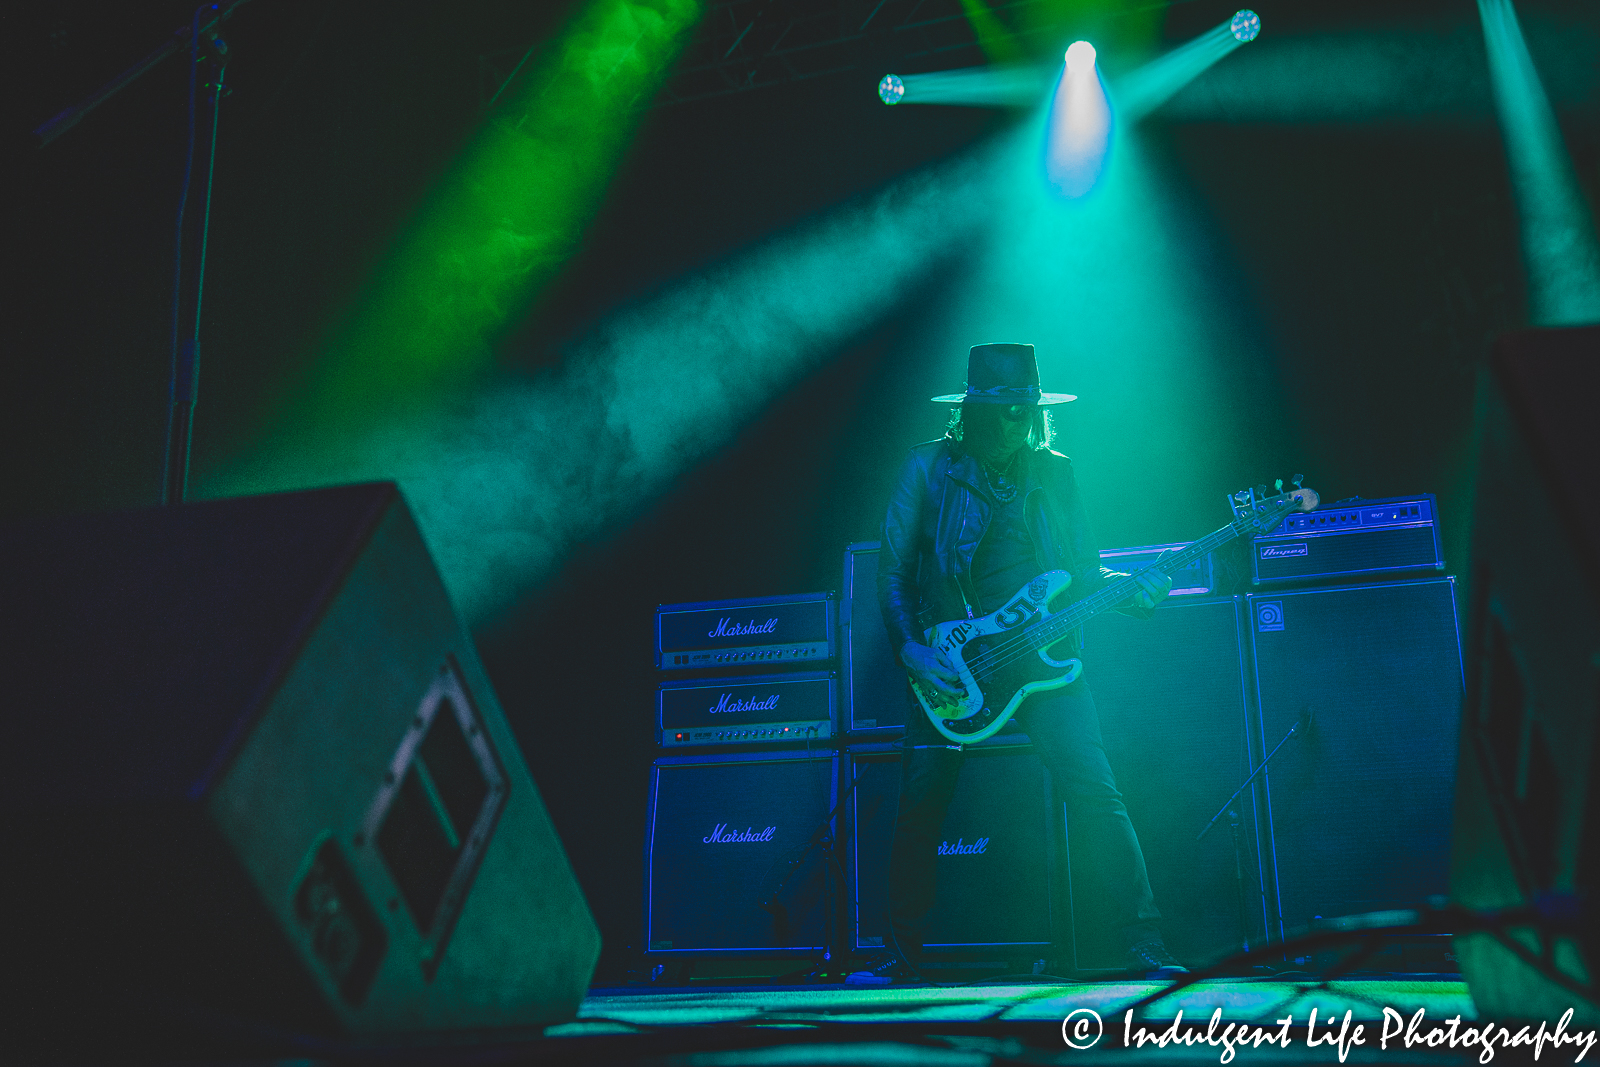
{"left": 1073, "top": 596, "right": 1271, "bottom": 969}
{"left": 646, "top": 750, "right": 837, "bottom": 954}
{"left": 0, "top": 484, "right": 598, "bottom": 1045}
{"left": 1252, "top": 494, "right": 1443, "bottom": 585}
{"left": 1247, "top": 579, "right": 1464, "bottom": 939}
{"left": 846, "top": 739, "right": 1055, "bottom": 954}
{"left": 657, "top": 591, "right": 835, "bottom": 671}
{"left": 659, "top": 672, "right": 835, "bottom": 747}
{"left": 1452, "top": 326, "right": 1600, "bottom": 1024}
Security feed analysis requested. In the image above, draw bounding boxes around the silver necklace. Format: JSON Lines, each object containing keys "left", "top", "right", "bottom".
{"left": 982, "top": 455, "right": 1020, "bottom": 503}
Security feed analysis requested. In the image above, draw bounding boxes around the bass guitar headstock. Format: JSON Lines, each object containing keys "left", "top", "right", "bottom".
{"left": 1229, "top": 475, "right": 1320, "bottom": 535}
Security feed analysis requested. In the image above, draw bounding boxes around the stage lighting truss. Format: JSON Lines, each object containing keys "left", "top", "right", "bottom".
{"left": 479, "top": 0, "right": 1209, "bottom": 111}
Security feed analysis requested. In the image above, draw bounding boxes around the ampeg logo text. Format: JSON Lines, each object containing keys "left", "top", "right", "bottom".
{"left": 1260, "top": 543, "right": 1309, "bottom": 559}
{"left": 937, "top": 837, "right": 990, "bottom": 855}
{"left": 707, "top": 617, "right": 779, "bottom": 638}
{"left": 703, "top": 824, "right": 777, "bottom": 843}
{"left": 709, "top": 693, "right": 781, "bottom": 714}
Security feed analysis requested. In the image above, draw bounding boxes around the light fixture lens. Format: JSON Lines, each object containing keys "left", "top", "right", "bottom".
{"left": 878, "top": 73, "right": 905, "bottom": 105}
{"left": 1064, "top": 40, "right": 1097, "bottom": 75}
{"left": 1231, "top": 9, "right": 1260, "bottom": 42}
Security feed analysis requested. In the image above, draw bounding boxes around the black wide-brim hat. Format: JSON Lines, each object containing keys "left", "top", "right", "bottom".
{"left": 931, "top": 343, "right": 1078, "bottom": 405}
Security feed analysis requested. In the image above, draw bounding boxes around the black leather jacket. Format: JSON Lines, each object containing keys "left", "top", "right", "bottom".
{"left": 877, "top": 438, "right": 1138, "bottom": 659}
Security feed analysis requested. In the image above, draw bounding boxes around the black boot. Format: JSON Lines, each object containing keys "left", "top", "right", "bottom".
{"left": 1126, "top": 938, "right": 1187, "bottom": 978}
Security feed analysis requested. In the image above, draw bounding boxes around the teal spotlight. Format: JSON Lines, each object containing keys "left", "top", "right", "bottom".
{"left": 1065, "top": 40, "right": 1097, "bottom": 75}
{"left": 1046, "top": 40, "right": 1110, "bottom": 197}
{"left": 1477, "top": 0, "right": 1600, "bottom": 325}
{"left": 879, "top": 74, "right": 905, "bottom": 105}
{"left": 1231, "top": 10, "right": 1260, "bottom": 43}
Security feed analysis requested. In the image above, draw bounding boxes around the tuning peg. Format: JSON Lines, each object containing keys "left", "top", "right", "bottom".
{"left": 1274, "top": 478, "right": 1284, "bottom": 493}
{"left": 1292, "top": 474, "right": 1304, "bottom": 489}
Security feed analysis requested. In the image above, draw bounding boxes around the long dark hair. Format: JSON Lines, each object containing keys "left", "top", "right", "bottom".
{"left": 944, "top": 402, "right": 1056, "bottom": 452}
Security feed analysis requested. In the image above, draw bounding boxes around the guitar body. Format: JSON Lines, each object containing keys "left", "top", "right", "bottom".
{"left": 911, "top": 570, "right": 1084, "bottom": 745}
{"left": 905, "top": 481, "right": 1319, "bottom": 746}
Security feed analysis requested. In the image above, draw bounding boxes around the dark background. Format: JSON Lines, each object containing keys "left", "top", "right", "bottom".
{"left": 6, "top": 0, "right": 1596, "bottom": 979}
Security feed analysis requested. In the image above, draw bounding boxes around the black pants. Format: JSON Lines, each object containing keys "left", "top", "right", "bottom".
{"left": 887, "top": 677, "right": 1161, "bottom": 958}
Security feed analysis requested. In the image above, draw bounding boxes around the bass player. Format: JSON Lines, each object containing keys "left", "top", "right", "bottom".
{"left": 865, "top": 342, "right": 1183, "bottom": 982}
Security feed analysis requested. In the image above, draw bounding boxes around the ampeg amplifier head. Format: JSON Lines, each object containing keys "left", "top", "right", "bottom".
{"left": 657, "top": 591, "right": 835, "bottom": 671}
{"left": 1251, "top": 494, "right": 1443, "bottom": 584}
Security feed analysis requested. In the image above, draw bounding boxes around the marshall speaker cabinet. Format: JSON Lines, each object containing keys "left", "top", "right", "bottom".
{"left": 646, "top": 750, "right": 838, "bottom": 954}
{"left": 1247, "top": 578, "right": 1464, "bottom": 938}
{"left": 657, "top": 591, "right": 835, "bottom": 671}
{"left": 846, "top": 739, "right": 1056, "bottom": 955}
{"left": 1073, "top": 595, "right": 1272, "bottom": 970}
{"left": 658, "top": 672, "right": 835, "bottom": 747}
{"left": 0, "top": 484, "right": 598, "bottom": 1046}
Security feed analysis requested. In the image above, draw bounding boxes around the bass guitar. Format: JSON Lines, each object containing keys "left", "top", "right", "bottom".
{"left": 911, "top": 479, "right": 1319, "bottom": 744}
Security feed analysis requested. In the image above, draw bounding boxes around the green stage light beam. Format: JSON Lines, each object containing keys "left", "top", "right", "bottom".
{"left": 213, "top": 146, "right": 1011, "bottom": 623}
{"left": 258, "top": 0, "right": 703, "bottom": 456}
{"left": 1478, "top": 0, "right": 1600, "bottom": 326}
{"left": 959, "top": 0, "right": 1024, "bottom": 66}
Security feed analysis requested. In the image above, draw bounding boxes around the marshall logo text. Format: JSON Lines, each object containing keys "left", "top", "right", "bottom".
{"left": 709, "top": 693, "right": 781, "bottom": 714}
{"left": 704, "top": 824, "right": 777, "bottom": 843}
{"left": 937, "top": 837, "right": 990, "bottom": 855}
{"left": 708, "top": 617, "right": 779, "bottom": 639}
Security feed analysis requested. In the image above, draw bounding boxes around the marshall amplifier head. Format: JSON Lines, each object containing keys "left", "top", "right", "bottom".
{"left": 1251, "top": 493, "right": 1444, "bottom": 585}
{"left": 658, "top": 672, "right": 835, "bottom": 747}
{"left": 1100, "top": 542, "right": 1215, "bottom": 597}
{"left": 657, "top": 591, "right": 835, "bottom": 671}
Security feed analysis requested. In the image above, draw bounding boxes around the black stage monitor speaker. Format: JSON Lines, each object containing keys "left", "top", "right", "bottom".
{"left": 1452, "top": 325, "right": 1600, "bottom": 1024}
{"left": 1074, "top": 596, "right": 1272, "bottom": 969}
{"left": 646, "top": 750, "right": 837, "bottom": 955}
{"left": 1247, "top": 579, "right": 1464, "bottom": 938}
{"left": 0, "top": 484, "right": 598, "bottom": 1043}
{"left": 847, "top": 740, "right": 1055, "bottom": 954}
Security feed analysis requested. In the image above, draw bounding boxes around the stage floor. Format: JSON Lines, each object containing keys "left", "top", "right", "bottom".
{"left": 533, "top": 976, "right": 1521, "bottom": 1065}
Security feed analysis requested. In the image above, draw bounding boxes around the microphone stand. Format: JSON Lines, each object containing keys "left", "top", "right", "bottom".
{"left": 1198, "top": 713, "right": 1309, "bottom": 843}
{"left": 760, "top": 758, "right": 876, "bottom": 977}
{"left": 32, "top": 1, "right": 252, "bottom": 504}
{"left": 1196, "top": 711, "right": 1311, "bottom": 954}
